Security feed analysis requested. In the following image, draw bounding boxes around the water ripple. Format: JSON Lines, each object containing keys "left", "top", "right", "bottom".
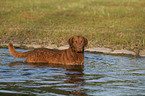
{"left": 0, "top": 49, "right": 145, "bottom": 96}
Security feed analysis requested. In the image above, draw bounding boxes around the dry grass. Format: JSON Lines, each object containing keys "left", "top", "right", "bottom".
{"left": 0, "top": 0, "right": 145, "bottom": 51}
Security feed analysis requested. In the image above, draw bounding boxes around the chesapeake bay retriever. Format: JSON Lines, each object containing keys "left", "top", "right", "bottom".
{"left": 8, "top": 36, "right": 88, "bottom": 65}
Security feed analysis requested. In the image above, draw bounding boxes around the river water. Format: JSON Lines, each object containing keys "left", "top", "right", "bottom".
{"left": 0, "top": 49, "right": 145, "bottom": 96}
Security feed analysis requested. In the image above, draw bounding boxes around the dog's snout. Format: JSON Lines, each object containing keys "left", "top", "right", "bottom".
{"left": 78, "top": 45, "right": 82, "bottom": 48}
{"left": 77, "top": 45, "right": 84, "bottom": 53}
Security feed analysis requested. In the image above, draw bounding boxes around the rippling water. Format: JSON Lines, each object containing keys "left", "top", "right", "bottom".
{"left": 0, "top": 49, "right": 145, "bottom": 96}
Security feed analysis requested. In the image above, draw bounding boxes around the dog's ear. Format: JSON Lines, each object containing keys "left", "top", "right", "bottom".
{"left": 68, "top": 36, "right": 74, "bottom": 46}
{"left": 83, "top": 36, "right": 88, "bottom": 47}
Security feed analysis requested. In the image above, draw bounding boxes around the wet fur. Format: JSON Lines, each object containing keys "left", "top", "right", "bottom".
{"left": 8, "top": 36, "right": 88, "bottom": 65}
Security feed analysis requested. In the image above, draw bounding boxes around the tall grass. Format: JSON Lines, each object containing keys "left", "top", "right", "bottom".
{"left": 0, "top": 0, "right": 145, "bottom": 51}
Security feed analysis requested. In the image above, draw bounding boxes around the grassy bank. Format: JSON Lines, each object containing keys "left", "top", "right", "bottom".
{"left": 0, "top": 0, "right": 145, "bottom": 52}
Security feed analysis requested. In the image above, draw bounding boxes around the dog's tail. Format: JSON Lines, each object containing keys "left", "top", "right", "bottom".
{"left": 8, "top": 43, "right": 30, "bottom": 58}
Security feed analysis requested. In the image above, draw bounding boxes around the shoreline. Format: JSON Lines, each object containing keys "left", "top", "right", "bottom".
{"left": 1, "top": 43, "right": 145, "bottom": 57}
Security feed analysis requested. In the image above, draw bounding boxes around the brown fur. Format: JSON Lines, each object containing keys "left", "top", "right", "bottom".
{"left": 8, "top": 36, "right": 88, "bottom": 65}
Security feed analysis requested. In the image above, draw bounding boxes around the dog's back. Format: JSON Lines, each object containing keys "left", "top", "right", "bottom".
{"left": 9, "top": 43, "right": 63, "bottom": 63}
{"left": 25, "top": 48, "right": 63, "bottom": 63}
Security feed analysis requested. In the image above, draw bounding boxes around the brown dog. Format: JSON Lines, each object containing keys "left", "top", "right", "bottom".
{"left": 8, "top": 36, "right": 88, "bottom": 65}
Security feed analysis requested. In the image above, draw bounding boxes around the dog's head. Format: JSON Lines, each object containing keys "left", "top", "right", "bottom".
{"left": 68, "top": 36, "right": 88, "bottom": 53}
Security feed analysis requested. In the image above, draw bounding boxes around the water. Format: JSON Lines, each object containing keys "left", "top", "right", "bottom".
{"left": 0, "top": 49, "right": 145, "bottom": 96}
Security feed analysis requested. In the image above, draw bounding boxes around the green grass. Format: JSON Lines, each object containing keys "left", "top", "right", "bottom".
{"left": 0, "top": 0, "right": 145, "bottom": 51}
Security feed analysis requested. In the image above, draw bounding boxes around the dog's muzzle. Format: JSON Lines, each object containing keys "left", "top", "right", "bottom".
{"left": 77, "top": 46, "right": 84, "bottom": 53}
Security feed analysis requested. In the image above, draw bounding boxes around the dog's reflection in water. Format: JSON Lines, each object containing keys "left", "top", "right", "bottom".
{"left": 9, "top": 62, "right": 86, "bottom": 96}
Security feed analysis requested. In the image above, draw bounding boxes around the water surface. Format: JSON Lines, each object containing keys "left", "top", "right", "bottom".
{"left": 0, "top": 49, "right": 145, "bottom": 96}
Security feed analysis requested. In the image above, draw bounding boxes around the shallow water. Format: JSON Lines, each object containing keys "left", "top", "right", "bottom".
{"left": 0, "top": 49, "right": 145, "bottom": 96}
